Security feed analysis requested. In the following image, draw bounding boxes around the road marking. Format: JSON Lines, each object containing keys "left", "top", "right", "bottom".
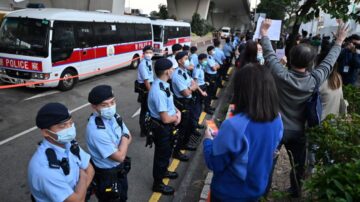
{"left": 131, "top": 107, "right": 141, "bottom": 118}
{"left": 148, "top": 111, "right": 207, "bottom": 202}
{"left": 23, "top": 90, "right": 60, "bottom": 101}
{"left": 0, "top": 103, "right": 90, "bottom": 146}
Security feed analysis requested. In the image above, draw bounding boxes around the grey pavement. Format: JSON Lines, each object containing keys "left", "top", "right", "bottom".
{"left": 0, "top": 42, "right": 214, "bottom": 202}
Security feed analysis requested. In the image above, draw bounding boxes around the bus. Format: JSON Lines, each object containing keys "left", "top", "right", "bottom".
{"left": 0, "top": 8, "right": 153, "bottom": 90}
{"left": 151, "top": 19, "right": 191, "bottom": 57}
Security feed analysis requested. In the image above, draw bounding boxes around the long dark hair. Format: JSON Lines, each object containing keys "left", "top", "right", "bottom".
{"left": 233, "top": 63, "right": 279, "bottom": 122}
{"left": 237, "top": 40, "right": 258, "bottom": 69}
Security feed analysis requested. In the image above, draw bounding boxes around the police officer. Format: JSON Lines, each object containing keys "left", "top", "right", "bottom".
{"left": 147, "top": 58, "right": 182, "bottom": 195}
{"left": 136, "top": 45, "right": 154, "bottom": 137}
{"left": 86, "top": 85, "right": 132, "bottom": 202}
{"left": 168, "top": 44, "right": 183, "bottom": 69}
{"left": 28, "top": 103, "right": 94, "bottom": 202}
{"left": 193, "top": 53, "right": 215, "bottom": 116}
{"left": 172, "top": 51, "right": 199, "bottom": 158}
{"left": 213, "top": 39, "right": 227, "bottom": 86}
{"left": 206, "top": 46, "right": 221, "bottom": 100}
{"left": 189, "top": 46, "right": 199, "bottom": 68}
{"left": 223, "top": 38, "right": 234, "bottom": 78}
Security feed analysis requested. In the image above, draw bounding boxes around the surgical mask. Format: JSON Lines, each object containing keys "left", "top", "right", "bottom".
{"left": 211, "top": 51, "right": 215, "bottom": 55}
{"left": 48, "top": 124, "right": 77, "bottom": 144}
{"left": 184, "top": 60, "right": 190, "bottom": 67}
{"left": 201, "top": 61, "right": 208, "bottom": 67}
{"left": 144, "top": 54, "right": 153, "bottom": 60}
{"left": 100, "top": 104, "right": 116, "bottom": 120}
{"left": 257, "top": 52, "right": 265, "bottom": 65}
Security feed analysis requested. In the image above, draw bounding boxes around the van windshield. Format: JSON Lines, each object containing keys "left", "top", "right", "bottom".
{"left": 222, "top": 29, "right": 229, "bottom": 33}
{"left": 0, "top": 17, "right": 49, "bottom": 57}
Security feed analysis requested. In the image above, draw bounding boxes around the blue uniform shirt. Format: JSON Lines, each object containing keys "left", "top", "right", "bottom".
{"left": 86, "top": 113, "right": 130, "bottom": 169}
{"left": 148, "top": 78, "right": 176, "bottom": 120}
{"left": 214, "top": 47, "right": 226, "bottom": 65}
{"left": 206, "top": 55, "right": 218, "bottom": 75}
{"left": 192, "top": 64, "right": 206, "bottom": 86}
{"left": 189, "top": 53, "right": 199, "bottom": 68}
{"left": 171, "top": 67, "right": 193, "bottom": 98}
{"left": 223, "top": 43, "right": 233, "bottom": 57}
{"left": 137, "top": 58, "right": 154, "bottom": 83}
{"left": 28, "top": 139, "right": 90, "bottom": 202}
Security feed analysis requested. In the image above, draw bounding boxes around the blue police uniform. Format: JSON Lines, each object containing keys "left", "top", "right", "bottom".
{"left": 28, "top": 140, "right": 90, "bottom": 202}
{"left": 147, "top": 77, "right": 177, "bottom": 191}
{"left": 168, "top": 55, "right": 178, "bottom": 69}
{"left": 86, "top": 113, "right": 130, "bottom": 169}
{"left": 206, "top": 55, "right": 218, "bottom": 75}
{"left": 205, "top": 55, "right": 219, "bottom": 100}
{"left": 189, "top": 53, "right": 199, "bottom": 69}
{"left": 137, "top": 58, "right": 154, "bottom": 137}
{"left": 137, "top": 58, "right": 154, "bottom": 83}
{"left": 86, "top": 112, "right": 130, "bottom": 202}
{"left": 214, "top": 47, "right": 227, "bottom": 83}
{"left": 192, "top": 63, "right": 207, "bottom": 122}
{"left": 171, "top": 67, "right": 193, "bottom": 99}
{"left": 214, "top": 47, "right": 226, "bottom": 65}
{"left": 223, "top": 43, "right": 234, "bottom": 57}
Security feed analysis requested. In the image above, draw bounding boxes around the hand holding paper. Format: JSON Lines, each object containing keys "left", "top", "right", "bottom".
{"left": 253, "top": 17, "right": 282, "bottom": 41}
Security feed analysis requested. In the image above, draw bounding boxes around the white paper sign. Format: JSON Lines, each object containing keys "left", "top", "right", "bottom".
{"left": 253, "top": 16, "right": 282, "bottom": 41}
{"left": 276, "top": 49, "right": 285, "bottom": 59}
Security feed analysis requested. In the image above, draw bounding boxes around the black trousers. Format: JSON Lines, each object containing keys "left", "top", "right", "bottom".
{"left": 266, "top": 131, "right": 306, "bottom": 194}
{"left": 139, "top": 92, "right": 149, "bottom": 135}
{"left": 95, "top": 171, "right": 128, "bottom": 202}
{"left": 205, "top": 73, "right": 218, "bottom": 102}
{"left": 152, "top": 122, "right": 173, "bottom": 184}
{"left": 174, "top": 98, "right": 195, "bottom": 151}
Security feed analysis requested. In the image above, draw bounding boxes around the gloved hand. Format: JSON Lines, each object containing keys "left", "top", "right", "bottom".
{"left": 145, "top": 131, "right": 154, "bottom": 148}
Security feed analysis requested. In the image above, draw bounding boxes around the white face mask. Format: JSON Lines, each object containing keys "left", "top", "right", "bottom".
{"left": 100, "top": 104, "right": 116, "bottom": 120}
{"left": 48, "top": 124, "right": 77, "bottom": 144}
{"left": 144, "top": 53, "right": 153, "bottom": 60}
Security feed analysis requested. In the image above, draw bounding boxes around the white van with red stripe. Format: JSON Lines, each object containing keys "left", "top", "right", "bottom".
{"left": 0, "top": 8, "right": 153, "bottom": 90}
{"left": 151, "top": 19, "right": 191, "bottom": 57}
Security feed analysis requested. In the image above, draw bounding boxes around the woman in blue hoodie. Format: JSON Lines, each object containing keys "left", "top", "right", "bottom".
{"left": 203, "top": 63, "right": 283, "bottom": 202}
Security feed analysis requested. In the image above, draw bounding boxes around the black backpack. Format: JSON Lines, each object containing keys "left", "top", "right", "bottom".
{"left": 305, "top": 73, "right": 323, "bottom": 127}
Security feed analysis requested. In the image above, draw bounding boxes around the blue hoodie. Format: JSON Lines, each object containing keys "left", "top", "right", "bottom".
{"left": 203, "top": 113, "right": 283, "bottom": 201}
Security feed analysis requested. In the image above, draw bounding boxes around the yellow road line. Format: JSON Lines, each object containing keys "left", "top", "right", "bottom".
{"left": 149, "top": 112, "right": 207, "bottom": 202}
{"left": 227, "top": 67, "right": 233, "bottom": 75}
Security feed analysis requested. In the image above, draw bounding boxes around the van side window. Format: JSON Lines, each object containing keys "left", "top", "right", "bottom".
{"left": 94, "top": 23, "right": 118, "bottom": 46}
{"left": 75, "top": 23, "right": 94, "bottom": 48}
{"left": 118, "top": 23, "right": 135, "bottom": 43}
{"left": 135, "top": 23, "right": 152, "bottom": 41}
{"left": 52, "top": 21, "right": 76, "bottom": 62}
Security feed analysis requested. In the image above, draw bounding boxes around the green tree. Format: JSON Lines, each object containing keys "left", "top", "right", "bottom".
{"left": 149, "top": 10, "right": 159, "bottom": 18}
{"left": 191, "top": 13, "right": 204, "bottom": 36}
{"left": 158, "top": 4, "right": 169, "bottom": 19}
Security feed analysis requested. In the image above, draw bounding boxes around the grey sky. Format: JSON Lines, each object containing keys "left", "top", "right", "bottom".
{"left": 125, "top": 0, "right": 260, "bottom": 14}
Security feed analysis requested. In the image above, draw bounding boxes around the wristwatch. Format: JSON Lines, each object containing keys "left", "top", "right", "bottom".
{"left": 122, "top": 133, "right": 130, "bottom": 139}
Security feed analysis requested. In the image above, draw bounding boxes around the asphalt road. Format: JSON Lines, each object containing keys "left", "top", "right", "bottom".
{"left": 0, "top": 44, "right": 213, "bottom": 202}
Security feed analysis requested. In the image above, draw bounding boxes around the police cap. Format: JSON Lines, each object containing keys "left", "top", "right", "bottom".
{"left": 175, "top": 51, "right": 188, "bottom": 61}
{"left": 88, "top": 85, "right": 114, "bottom": 105}
{"left": 198, "top": 53, "right": 207, "bottom": 61}
{"left": 36, "top": 103, "right": 71, "bottom": 129}
{"left": 172, "top": 44, "right": 182, "bottom": 53}
{"left": 155, "top": 58, "right": 173, "bottom": 71}
{"left": 143, "top": 45, "right": 153, "bottom": 52}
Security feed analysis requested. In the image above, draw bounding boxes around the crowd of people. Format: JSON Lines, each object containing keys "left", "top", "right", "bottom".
{"left": 203, "top": 19, "right": 351, "bottom": 201}
{"left": 26, "top": 17, "right": 356, "bottom": 202}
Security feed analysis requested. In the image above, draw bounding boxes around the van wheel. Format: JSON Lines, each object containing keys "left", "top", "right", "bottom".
{"left": 58, "top": 69, "right": 78, "bottom": 91}
{"left": 130, "top": 56, "right": 140, "bottom": 69}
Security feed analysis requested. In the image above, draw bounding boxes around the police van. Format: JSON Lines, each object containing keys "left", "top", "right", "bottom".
{"left": 0, "top": 8, "right": 153, "bottom": 90}
{"left": 220, "top": 27, "right": 231, "bottom": 39}
{"left": 151, "top": 19, "right": 191, "bottom": 57}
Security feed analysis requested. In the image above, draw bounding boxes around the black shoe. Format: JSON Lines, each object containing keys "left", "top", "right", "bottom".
{"left": 163, "top": 171, "right": 178, "bottom": 179}
{"left": 181, "top": 144, "right": 197, "bottom": 151}
{"left": 205, "top": 108, "right": 214, "bottom": 115}
{"left": 286, "top": 187, "right": 300, "bottom": 198}
{"left": 212, "top": 96, "right": 219, "bottom": 100}
{"left": 152, "top": 183, "right": 175, "bottom": 195}
{"left": 173, "top": 151, "right": 189, "bottom": 161}
{"left": 196, "top": 124, "right": 205, "bottom": 129}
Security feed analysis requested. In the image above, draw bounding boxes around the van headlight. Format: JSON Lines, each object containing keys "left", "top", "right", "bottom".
{"left": 31, "top": 73, "right": 50, "bottom": 80}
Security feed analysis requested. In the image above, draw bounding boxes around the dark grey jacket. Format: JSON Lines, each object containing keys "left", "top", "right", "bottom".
{"left": 261, "top": 36, "right": 341, "bottom": 133}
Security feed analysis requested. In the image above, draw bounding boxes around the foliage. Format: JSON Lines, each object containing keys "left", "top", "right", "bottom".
{"left": 343, "top": 85, "right": 360, "bottom": 114}
{"left": 304, "top": 160, "right": 360, "bottom": 201}
{"left": 305, "top": 114, "right": 360, "bottom": 200}
{"left": 256, "top": 0, "right": 300, "bottom": 20}
{"left": 191, "top": 13, "right": 213, "bottom": 36}
{"left": 158, "top": 4, "right": 169, "bottom": 19}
